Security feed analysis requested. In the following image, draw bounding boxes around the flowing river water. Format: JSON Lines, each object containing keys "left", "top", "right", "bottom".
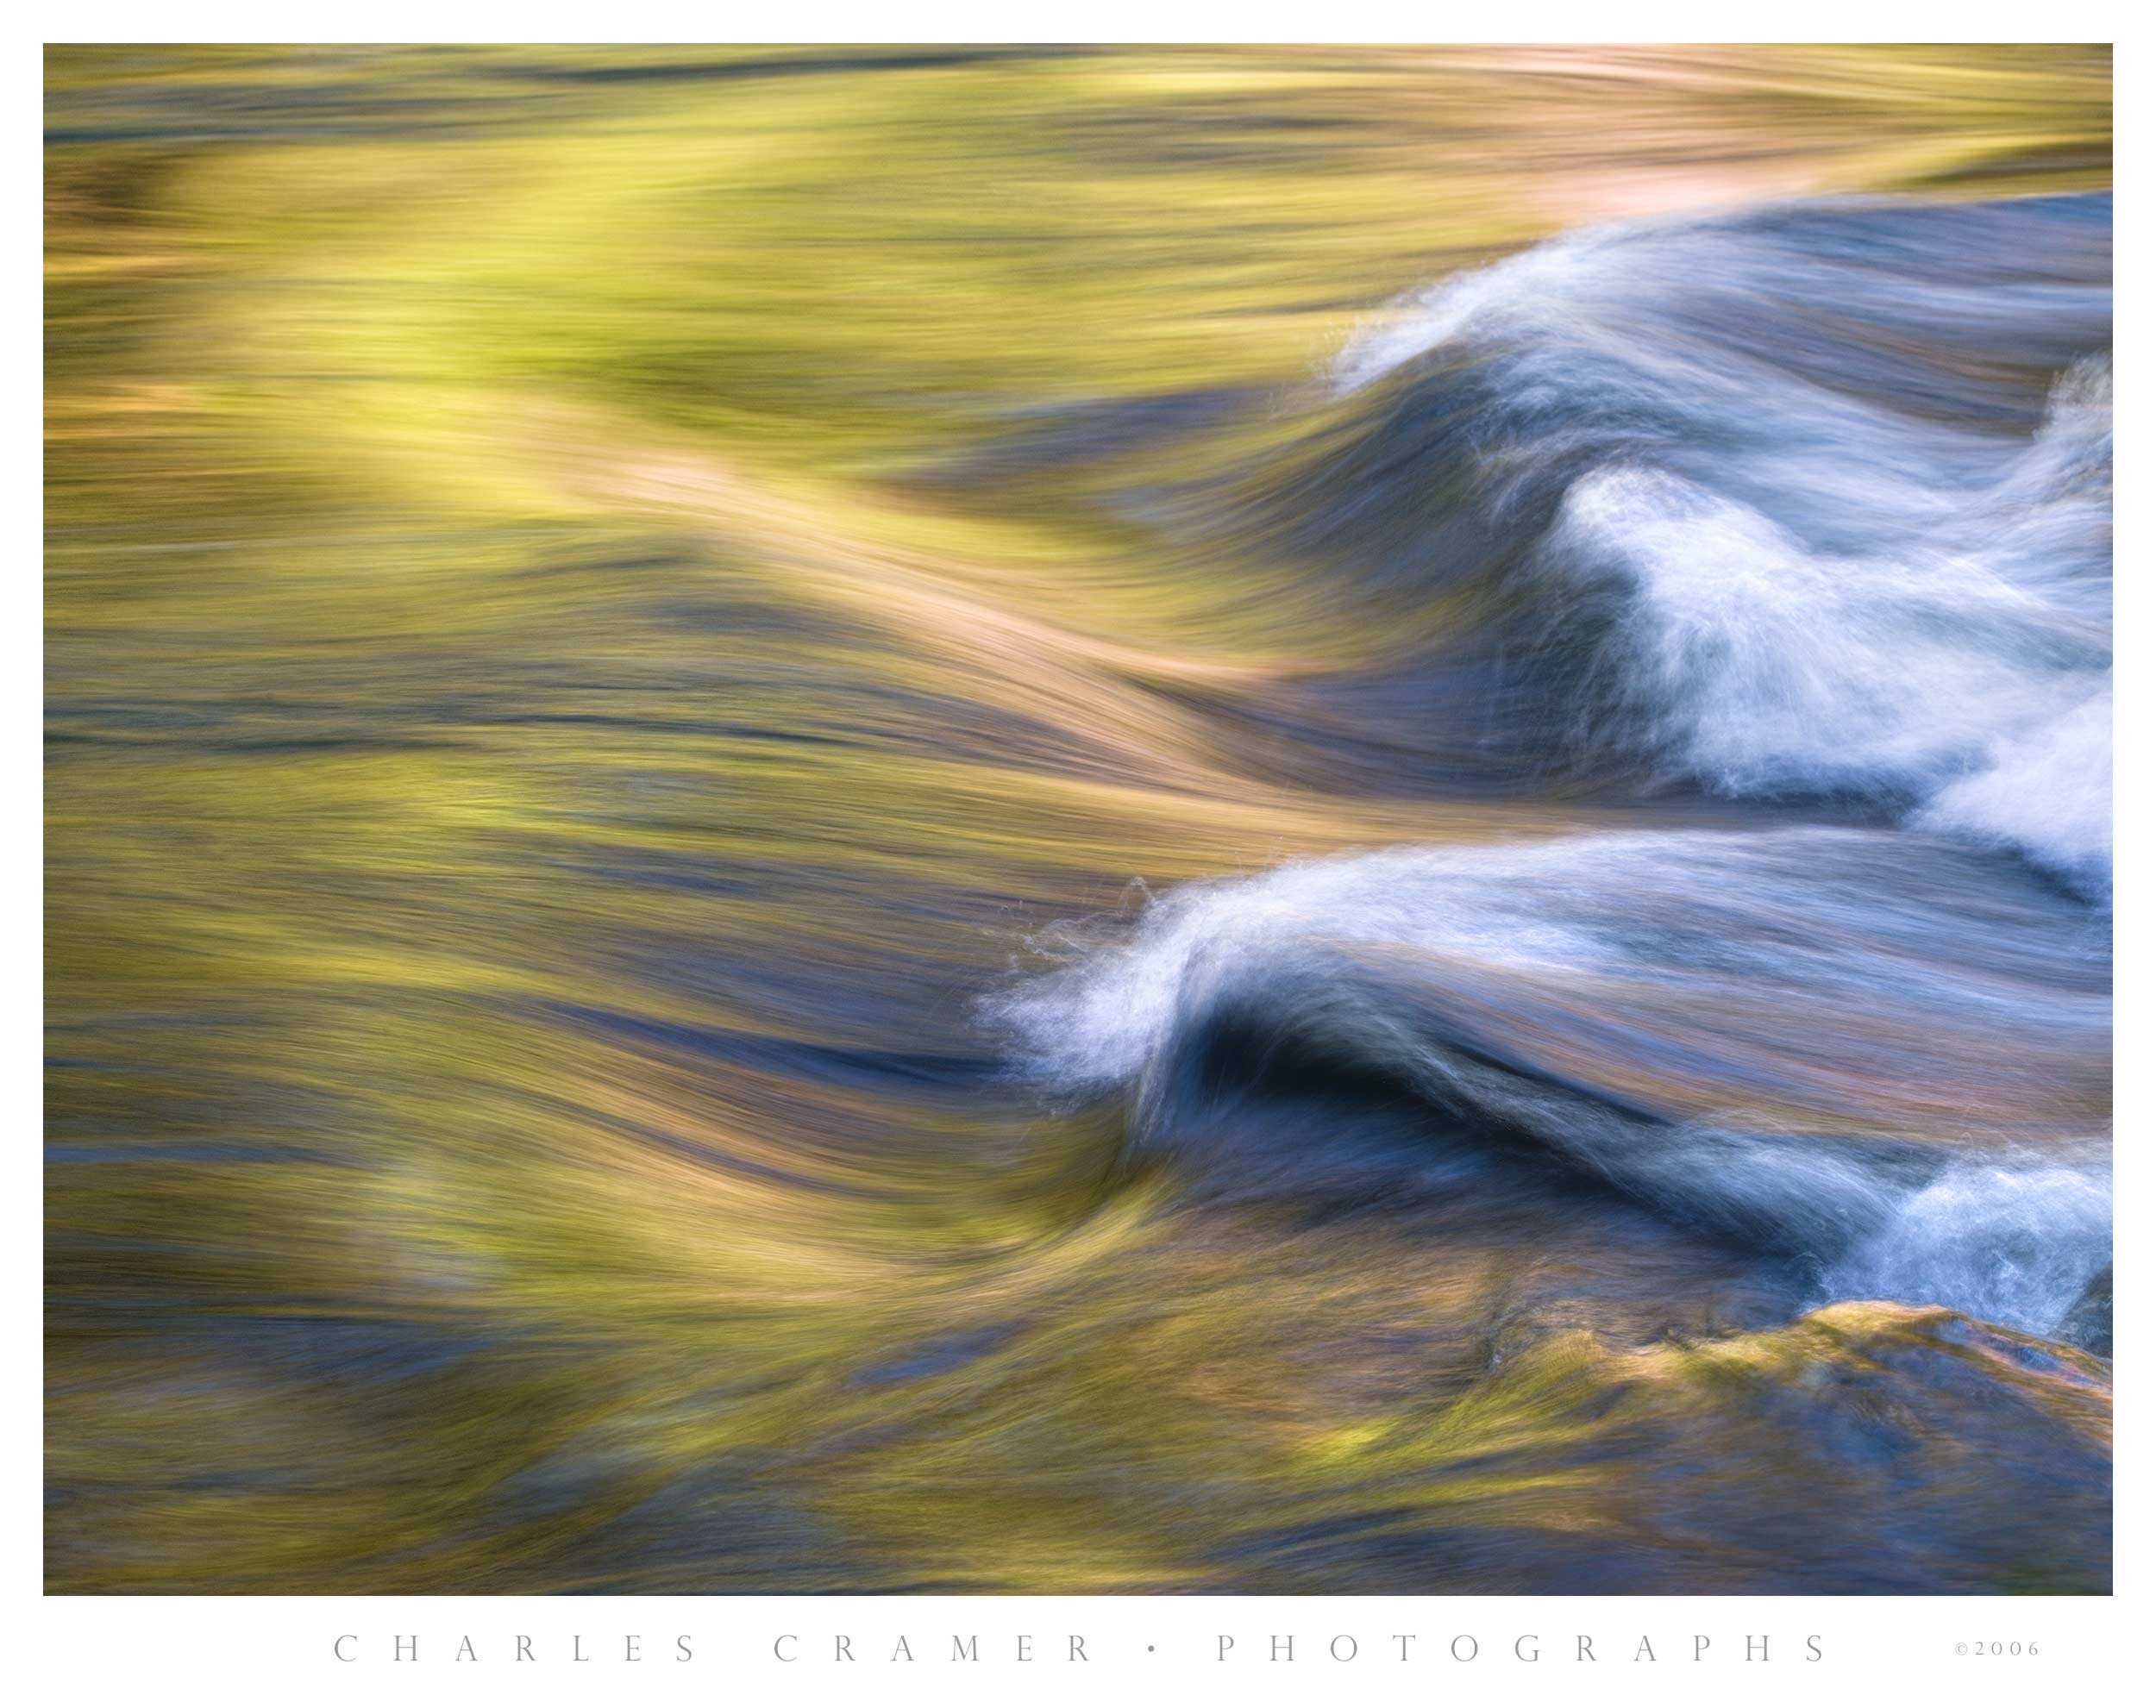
{"left": 46, "top": 46, "right": 2111, "bottom": 1592}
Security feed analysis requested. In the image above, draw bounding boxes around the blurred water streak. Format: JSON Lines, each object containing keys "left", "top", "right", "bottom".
{"left": 46, "top": 44, "right": 2110, "bottom": 1593}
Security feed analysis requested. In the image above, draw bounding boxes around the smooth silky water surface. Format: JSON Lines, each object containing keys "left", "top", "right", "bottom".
{"left": 46, "top": 46, "right": 2111, "bottom": 1592}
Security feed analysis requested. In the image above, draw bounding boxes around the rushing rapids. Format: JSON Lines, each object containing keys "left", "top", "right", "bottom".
{"left": 46, "top": 48, "right": 2110, "bottom": 1595}
{"left": 995, "top": 196, "right": 2114, "bottom": 1330}
{"left": 987, "top": 191, "right": 2114, "bottom": 1586}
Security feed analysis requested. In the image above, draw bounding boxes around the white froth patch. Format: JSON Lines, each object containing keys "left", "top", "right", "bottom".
{"left": 1329, "top": 222, "right": 1639, "bottom": 394}
{"left": 986, "top": 837, "right": 1614, "bottom": 1093}
{"left": 1548, "top": 388, "right": 2109, "bottom": 892}
{"left": 1920, "top": 688, "right": 2112, "bottom": 903}
{"left": 1330, "top": 214, "right": 2111, "bottom": 897}
{"left": 1557, "top": 465, "right": 2103, "bottom": 798}
{"left": 1817, "top": 1154, "right": 2112, "bottom": 1341}
{"left": 981, "top": 825, "right": 2100, "bottom": 1102}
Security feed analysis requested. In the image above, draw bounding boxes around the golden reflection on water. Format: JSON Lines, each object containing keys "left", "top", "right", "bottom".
{"left": 47, "top": 45, "right": 2110, "bottom": 1592}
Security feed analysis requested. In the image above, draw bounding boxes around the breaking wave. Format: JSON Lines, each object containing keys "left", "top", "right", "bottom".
{"left": 1292, "top": 196, "right": 2115, "bottom": 894}
{"left": 996, "top": 195, "right": 2112, "bottom": 1348}
{"left": 987, "top": 827, "right": 2109, "bottom": 1339}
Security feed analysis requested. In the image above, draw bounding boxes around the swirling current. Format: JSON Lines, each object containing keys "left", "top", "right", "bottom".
{"left": 45, "top": 47, "right": 2111, "bottom": 1595}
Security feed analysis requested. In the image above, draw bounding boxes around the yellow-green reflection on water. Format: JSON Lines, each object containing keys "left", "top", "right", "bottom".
{"left": 47, "top": 45, "right": 2110, "bottom": 1592}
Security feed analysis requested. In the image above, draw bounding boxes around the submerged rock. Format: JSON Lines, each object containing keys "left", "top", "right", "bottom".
{"left": 1217, "top": 1301, "right": 2112, "bottom": 1593}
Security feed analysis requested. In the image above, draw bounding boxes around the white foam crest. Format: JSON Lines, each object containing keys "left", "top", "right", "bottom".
{"left": 1919, "top": 687, "right": 2113, "bottom": 903}
{"left": 988, "top": 824, "right": 2109, "bottom": 1335}
{"left": 1817, "top": 1153, "right": 2112, "bottom": 1340}
{"left": 1329, "top": 223, "right": 1639, "bottom": 394}
{"left": 987, "top": 836, "right": 1617, "bottom": 1093}
{"left": 983, "top": 825, "right": 2096, "bottom": 1100}
{"left": 1547, "top": 367, "right": 2110, "bottom": 892}
{"left": 1327, "top": 211, "right": 2111, "bottom": 895}
{"left": 1558, "top": 468, "right": 2071, "bottom": 791}
{"left": 1560, "top": 466, "right": 2106, "bottom": 773}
